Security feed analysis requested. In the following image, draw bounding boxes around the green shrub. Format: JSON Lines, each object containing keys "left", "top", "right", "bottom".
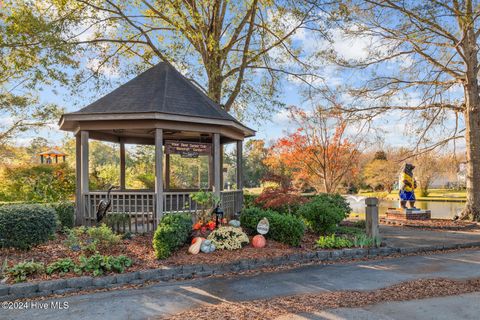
{"left": 46, "top": 258, "right": 76, "bottom": 275}
{"left": 64, "top": 225, "right": 120, "bottom": 253}
{"left": 7, "top": 261, "right": 45, "bottom": 283}
{"left": 51, "top": 201, "right": 75, "bottom": 230}
{"left": 297, "top": 195, "right": 349, "bottom": 234}
{"left": 153, "top": 214, "right": 193, "bottom": 259}
{"left": 86, "top": 224, "right": 121, "bottom": 247}
{"left": 316, "top": 235, "right": 353, "bottom": 249}
{"left": 76, "top": 254, "right": 132, "bottom": 276}
{"left": 207, "top": 226, "right": 249, "bottom": 250}
{"left": 310, "top": 193, "right": 351, "bottom": 214}
{"left": 240, "top": 207, "right": 305, "bottom": 246}
{"left": 0, "top": 204, "right": 57, "bottom": 249}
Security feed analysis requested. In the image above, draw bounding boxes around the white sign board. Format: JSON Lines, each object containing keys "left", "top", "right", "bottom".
{"left": 257, "top": 217, "right": 269, "bottom": 235}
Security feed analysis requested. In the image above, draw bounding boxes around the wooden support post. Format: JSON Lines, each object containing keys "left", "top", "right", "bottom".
{"left": 40, "top": 155, "right": 44, "bottom": 164}
{"left": 220, "top": 143, "right": 224, "bottom": 190}
{"left": 213, "top": 133, "right": 221, "bottom": 198}
{"left": 80, "top": 131, "right": 89, "bottom": 225}
{"left": 75, "top": 134, "right": 82, "bottom": 226}
{"left": 120, "top": 141, "right": 126, "bottom": 191}
{"left": 208, "top": 151, "right": 213, "bottom": 190}
{"left": 365, "top": 197, "right": 380, "bottom": 241}
{"left": 155, "top": 129, "right": 164, "bottom": 226}
{"left": 236, "top": 140, "right": 243, "bottom": 190}
{"left": 165, "top": 153, "right": 170, "bottom": 191}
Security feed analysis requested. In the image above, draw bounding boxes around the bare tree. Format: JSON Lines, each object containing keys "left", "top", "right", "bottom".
{"left": 314, "top": 1, "right": 480, "bottom": 220}
{"left": 29, "top": 0, "right": 324, "bottom": 120}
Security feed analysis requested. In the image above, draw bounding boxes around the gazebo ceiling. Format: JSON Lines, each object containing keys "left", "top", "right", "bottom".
{"left": 59, "top": 62, "right": 255, "bottom": 141}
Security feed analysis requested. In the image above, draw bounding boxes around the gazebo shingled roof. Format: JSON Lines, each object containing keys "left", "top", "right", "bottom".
{"left": 59, "top": 62, "right": 254, "bottom": 140}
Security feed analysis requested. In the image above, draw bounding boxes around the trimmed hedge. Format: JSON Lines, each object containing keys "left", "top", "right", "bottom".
{"left": 51, "top": 201, "right": 75, "bottom": 230}
{"left": 0, "top": 204, "right": 57, "bottom": 249}
{"left": 297, "top": 194, "right": 349, "bottom": 234}
{"left": 153, "top": 213, "right": 193, "bottom": 259}
{"left": 240, "top": 207, "right": 305, "bottom": 246}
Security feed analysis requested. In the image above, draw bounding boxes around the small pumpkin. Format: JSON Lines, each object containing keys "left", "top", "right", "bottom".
{"left": 252, "top": 235, "right": 266, "bottom": 248}
{"left": 200, "top": 239, "right": 216, "bottom": 253}
{"left": 229, "top": 219, "right": 241, "bottom": 228}
{"left": 191, "top": 237, "right": 205, "bottom": 245}
{"left": 188, "top": 238, "right": 203, "bottom": 254}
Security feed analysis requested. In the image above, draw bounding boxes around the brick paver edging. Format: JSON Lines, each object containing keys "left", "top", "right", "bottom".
{"left": 2, "top": 241, "right": 480, "bottom": 301}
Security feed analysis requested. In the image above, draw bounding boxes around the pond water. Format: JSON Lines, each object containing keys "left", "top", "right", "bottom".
{"left": 347, "top": 196, "right": 465, "bottom": 220}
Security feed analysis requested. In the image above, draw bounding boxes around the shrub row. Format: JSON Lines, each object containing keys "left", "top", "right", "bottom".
{"left": 0, "top": 201, "right": 76, "bottom": 250}
{"left": 0, "top": 204, "right": 57, "bottom": 250}
{"left": 240, "top": 207, "right": 305, "bottom": 246}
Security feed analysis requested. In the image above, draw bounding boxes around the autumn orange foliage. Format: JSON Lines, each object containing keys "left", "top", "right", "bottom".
{"left": 264, "top": 107, "right": 361, "bottom": 193}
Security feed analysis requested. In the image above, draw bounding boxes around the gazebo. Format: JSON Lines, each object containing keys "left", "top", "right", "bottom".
{"left": 59, "top": 62, "right": 255, "bottom": 232}
{"left": 38, "top": 149, "right": 67, "bottom": 164}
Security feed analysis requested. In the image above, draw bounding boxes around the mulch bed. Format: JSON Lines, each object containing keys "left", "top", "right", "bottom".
{"left": 380, "top": 218, "right": 480, "bottom": 231}
{"left": 160, "top": 277, "right": 480, "bottom": 320}
{"left": 0, "top": 232, "right": 320, "bottom": 284}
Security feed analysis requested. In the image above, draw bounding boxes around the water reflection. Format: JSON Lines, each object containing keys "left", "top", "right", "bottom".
{"left": 347, "top": 198, "right": 465, "bottom": 220}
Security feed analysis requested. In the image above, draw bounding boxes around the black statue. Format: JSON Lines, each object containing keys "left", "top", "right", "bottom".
{"left": 96, "top": 185, "right": 117, "bottom": 223}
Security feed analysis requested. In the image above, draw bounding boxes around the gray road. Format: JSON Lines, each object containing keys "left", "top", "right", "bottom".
{"left": 2, "top": 249, "right": 480, "bottom": 320}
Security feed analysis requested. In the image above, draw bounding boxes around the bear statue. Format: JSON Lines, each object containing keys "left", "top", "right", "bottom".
{"left": 399, "top": 163, "right": 417, "bottom": 209}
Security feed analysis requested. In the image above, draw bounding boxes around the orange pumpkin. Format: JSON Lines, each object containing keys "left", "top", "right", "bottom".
{"left": 252, "top": 235, "right": 266, "bottom": 248}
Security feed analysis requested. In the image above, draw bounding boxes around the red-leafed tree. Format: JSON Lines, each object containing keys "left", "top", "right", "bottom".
{"left": 266, "top": 107, "right": 362, "bottom": 194}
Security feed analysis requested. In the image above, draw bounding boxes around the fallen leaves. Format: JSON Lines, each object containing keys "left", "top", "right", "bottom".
{"left": 160, "top": 278, "right": 480, "bottom": 320}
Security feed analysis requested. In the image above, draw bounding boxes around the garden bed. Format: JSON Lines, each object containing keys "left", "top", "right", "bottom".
{"left": 380, "top": 218, "right": 480, "bottom": 231}
{"left": 0, "top": 232, "right": 322, "bottom": 284}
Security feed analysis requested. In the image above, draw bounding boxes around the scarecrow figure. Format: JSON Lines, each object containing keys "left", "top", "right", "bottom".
{"left": 399, "top": 163, "right": 417, "bottom": 209}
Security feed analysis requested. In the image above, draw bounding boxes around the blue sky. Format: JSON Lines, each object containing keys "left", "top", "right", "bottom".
{"left": 11, "top": 20, "right": 465, "bottom": 153}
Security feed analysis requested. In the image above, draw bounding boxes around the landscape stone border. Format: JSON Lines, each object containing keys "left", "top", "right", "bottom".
{"left": 2, "top": 241, "right": 480, "bottom": 301}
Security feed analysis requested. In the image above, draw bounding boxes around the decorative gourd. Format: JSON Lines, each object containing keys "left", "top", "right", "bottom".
{"left": 191, "top": 237, "right": 205, "bottom": 245}
{"left": 200, "top": 239, "right": 216, "bottom": 253}
{"left": 229, "top": 219, "right": 241, "bottom": 227}
{"left": 188, "top": 238, "right": 203, "bottom": 254}
{"left": 252, "top": 235, "right": 266, "bottom": 248}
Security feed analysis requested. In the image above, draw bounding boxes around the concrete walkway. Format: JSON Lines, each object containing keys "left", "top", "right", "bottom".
{"left": 284, "top": 292, "right": 480, "bottom": 320}
{"left": 3, "top": 249, "right": 480, "bottom": 320}
{"left": 381, "top": 225, "right": 480, "bottom": 248}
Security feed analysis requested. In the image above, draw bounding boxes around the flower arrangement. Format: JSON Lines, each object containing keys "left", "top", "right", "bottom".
{"left": 207, "top": 226, "right": 249, "bottom": 250}
{"left": 193, "top": 220, "right": 217, "bottom": 234}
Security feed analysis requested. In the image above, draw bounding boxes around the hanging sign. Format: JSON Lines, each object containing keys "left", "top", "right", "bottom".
{"left": 165, "top": 140, "right": 211, "bottom": 158}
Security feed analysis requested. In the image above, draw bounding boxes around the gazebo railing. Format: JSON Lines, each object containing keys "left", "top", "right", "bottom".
{"left": 83, "top": 189, "right": 244, "bottom": 233}
{"left": 84, "top": 191, "right": 156, "bottom": 233}
{"left": 163, "top": 191, "right": 199, "bottom": 214}
{"left": 220, "top": 190, "right": 243, "bottom": 218}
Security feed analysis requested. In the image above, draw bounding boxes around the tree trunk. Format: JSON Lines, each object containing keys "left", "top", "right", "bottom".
{"left": 462, "top": 85, "right": 480, "bottom": 220}
{"left": 461, "top": 28, "right": 480, "bottom": 220}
